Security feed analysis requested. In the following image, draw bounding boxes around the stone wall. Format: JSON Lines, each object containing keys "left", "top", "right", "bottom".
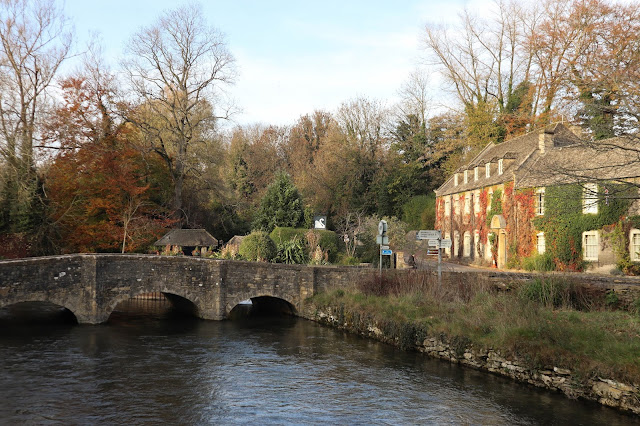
{"left": 303, "top": 304, "right": 640, "bottom": 415}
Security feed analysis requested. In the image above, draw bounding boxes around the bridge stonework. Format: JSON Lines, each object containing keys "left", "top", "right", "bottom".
{"left": 0, "top": 254, "right": 368, "bottom": 324}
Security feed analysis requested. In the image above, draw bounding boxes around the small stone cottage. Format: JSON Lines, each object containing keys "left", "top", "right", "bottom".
{"left": 155, "top": 229, "right": 218, "bottom": 256}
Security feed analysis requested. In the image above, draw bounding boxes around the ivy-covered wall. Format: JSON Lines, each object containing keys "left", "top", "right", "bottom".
{"left": 533, "top": 183, "right": 632, "bottom": 271}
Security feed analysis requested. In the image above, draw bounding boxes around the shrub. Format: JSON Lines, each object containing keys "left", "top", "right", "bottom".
{"left": 275, "top": 236, "right": 306, "bottom": 264}
{"left": 521, "top": 253, "right": 555, "bottom": 272}
{"left": 337, "top": 254, "right": 361, "bottom": 266}
{"left": 270, "top": 227, "right": 341, "bottom": 262}
{"left": 239, "top": 231, "right": 277, "bottom": 262}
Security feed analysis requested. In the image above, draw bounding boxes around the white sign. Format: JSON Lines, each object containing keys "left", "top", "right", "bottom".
{"left": 376, "top": 235, "right": 389, "bottom": 245}
{"left": 314, "top": 215, "right": 327, "bottom": 229}
{"left": 440, "top": 239, "right": 452, "bottom": 248}
{"left": 381, "top": 245, "right": 390, "bottom": 250}
{"left": 417, "top": 230, "right": 441, "bottom": 240}
{"left": 378, "top": 220, "right": 388, "bottom": 236}
{"left": 428, "top": 239, "right": 440, "bottom": 247}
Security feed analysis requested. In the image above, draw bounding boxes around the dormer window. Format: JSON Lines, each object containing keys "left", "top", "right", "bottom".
{"left": 485, "top": 163, "right": 490, "bottom": 178}
{"left": 464, "top": 170, "right": 468, "bottom": 184}
{"left": 498, "top": 159, "right": 503, "bottom": 175}
{"left": 474, "top": 167, "right": 478, "bottom": 181}
{"left": 454, "top": 174, "right": 458, "bottom": 186}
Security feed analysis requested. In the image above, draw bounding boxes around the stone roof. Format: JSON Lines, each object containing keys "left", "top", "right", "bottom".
{"left": 154, "top": 229, "right": 218, "bottom": 247}
{"left": 225, "top": 235, "right": 245, "bottom": 248}
{"left": 517, "top": 135, "right": 640, "bottom": 188}
{"left": 434, "top": 124, "right": 633, "bottom": 196}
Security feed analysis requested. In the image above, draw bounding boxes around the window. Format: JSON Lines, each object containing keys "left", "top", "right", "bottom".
{"left": 630, "top": 229, "right": 640, "bottom": 261}
{"left": 474, "top": 190, "right": 480, "bottom": 214}
{"left": 463, "top": 232, "right": 471, "bottom": 257}
{"left": 444, "top": 232, "right": 451, "bottom": 255}
{"left": 582, "top": 183, "right": 598, "bottom": 214}
{"left": 535, "top": 188, "right": 545, "bottom": 216}
{"left": 445, "top": 198, "right": 451, "bottom": 217}
{"left": 464, "top": 170, "right": 468, "bottom": 184}
{"left": 454, "top": 174, "right": 458, "bottom": 186}
{"left": 487, "top": 190, "right": 493, "bottom": 212}
{"left": 485, "top": 163, "right": 490, "bottom": 178}
{"left": 583, "top": 231, "right": 599, "bottom": 261}
{"left": 536, "top": 233, "right": 545, "bottom": 254}
{"left": 474, "top": 167, "right": 479, "bottom": 181}
{"left": 498, "top": 159, "right": 503, "bottom": 175}
{"left": 464, "top": 196, "right": 471, "bottom": 214}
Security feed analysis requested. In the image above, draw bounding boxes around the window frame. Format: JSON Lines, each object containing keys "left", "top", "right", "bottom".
{"left": 464, "top": 170, "right": 468, "bottom": 184}
{"left": 485, "top": 163, "right": 490, "bottom": 178}
{"left": 498, "top": 159, "right": 503, "bottom": 175}
{"left": 582, "top": 183, "right": 598, "bottom": 214}
{"left": 536, "top": 232, "right": 545, "bottom": 254}
{"left": 463, "top": 232, "right": 471, "bottom": 257}
{"left": 535, "top": 188, "right": 545, "bottom": 216}
{"left": 630, "top": 229, "right": 640, "bottom": 261}
{"left": 582, "top": 230, "right": 599, "bottom": 261}
{"left": 474, "top": 167, "right": 479, "bottom": 181}
{"left": 454, "top": 174, "right": 458, "bottom": 186}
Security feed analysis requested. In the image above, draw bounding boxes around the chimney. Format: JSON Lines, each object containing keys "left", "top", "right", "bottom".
{"left": 538, "top": 130, "right": 553, "bottom": 153}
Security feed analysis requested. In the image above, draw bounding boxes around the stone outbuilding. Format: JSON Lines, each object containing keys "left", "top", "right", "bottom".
{"left": 155, "top": 229, "right": 218, "bottom": 256}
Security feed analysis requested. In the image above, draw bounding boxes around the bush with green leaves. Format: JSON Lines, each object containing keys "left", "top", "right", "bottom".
{"left": 238, "top": 231, "right": 277, "bottom": 262}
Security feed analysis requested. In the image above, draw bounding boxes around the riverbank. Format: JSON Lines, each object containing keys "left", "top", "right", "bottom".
{"left": 301, "top": 271, "right": 640, "bottom": 415}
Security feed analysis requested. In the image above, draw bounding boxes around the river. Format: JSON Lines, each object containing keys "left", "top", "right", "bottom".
{"left": 0, "top": 299, "right": 638, "bottom": 425}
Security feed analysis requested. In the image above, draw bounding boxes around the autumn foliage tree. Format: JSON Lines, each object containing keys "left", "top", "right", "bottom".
{"left": 45, "top": 77, "right": 172, "bottom": 253}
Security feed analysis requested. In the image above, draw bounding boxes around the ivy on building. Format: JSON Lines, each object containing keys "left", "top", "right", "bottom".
{"left": 533, "top": 183, "right": 632, "bottom": 271}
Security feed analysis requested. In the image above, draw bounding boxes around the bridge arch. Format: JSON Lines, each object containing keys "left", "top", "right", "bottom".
{"left": 104, "top": 288, "right": 204, "bottom": 321}
{"left": 0, "top": 296, "right": 80, "bottom": 323}
{"left": 225, "top": 291, "right": 298, "bottom": 318}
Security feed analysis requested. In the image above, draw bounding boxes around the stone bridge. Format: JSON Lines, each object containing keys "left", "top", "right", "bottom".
{"left": 0, "top": 254, "right": 369, "bottom": 324}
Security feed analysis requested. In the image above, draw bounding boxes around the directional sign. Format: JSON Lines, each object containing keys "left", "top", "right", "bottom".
{"left": 428, "top": 239, "right": 440, "bottom": 247}
{"left": 440, "top": 239, "right": 452, "bottom": 248}
{"left": 417, "top": 230, "right": 441, "bottom": 240}
{"left": 381, "top": 245, "right": 390, "bottom": 250}
{"left": 381, "top": 249, "right": 392, "bottom": 256}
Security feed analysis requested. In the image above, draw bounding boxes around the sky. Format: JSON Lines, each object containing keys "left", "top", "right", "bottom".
{"left": 63, "top": 0, "right": 480, "bottom": 126}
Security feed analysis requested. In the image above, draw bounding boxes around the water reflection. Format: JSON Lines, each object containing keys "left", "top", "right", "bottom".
{"left": 0, "top": 299, "right": 638, "bottom": 425}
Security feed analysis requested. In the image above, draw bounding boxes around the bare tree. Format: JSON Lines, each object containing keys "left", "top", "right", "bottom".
{"left": 336, "top": 96, "right": 389, "bottom": 159}
{"left": 0, "top": 0, "right": 71, "bottom": 228}
{"left": 122, "top": 2, "right": 236, "bottom": 223}
{"left": 424, "top": 1, "right": 532, "bottom": 113}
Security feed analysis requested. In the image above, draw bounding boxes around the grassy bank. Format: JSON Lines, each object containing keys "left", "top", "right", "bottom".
{"left": 309, "top": 272, "right": 640, "bottom": 384}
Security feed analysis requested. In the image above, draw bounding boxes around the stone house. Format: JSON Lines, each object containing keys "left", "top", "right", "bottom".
{"left": 434, "top": 124, "right": 640, "bottom": 271}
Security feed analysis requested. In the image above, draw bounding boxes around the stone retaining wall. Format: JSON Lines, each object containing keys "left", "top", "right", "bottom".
{"left": 302, "top": 304, "right": 640, "bottom": 416}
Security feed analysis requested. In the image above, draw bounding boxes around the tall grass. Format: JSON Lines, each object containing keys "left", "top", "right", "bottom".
{"left": 312, "top": 271, "right": 640, "bottom": 384}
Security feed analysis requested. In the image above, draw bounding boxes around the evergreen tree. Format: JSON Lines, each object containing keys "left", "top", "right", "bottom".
{"left": 252, "top": 172, "right": 305, "bottom": 233}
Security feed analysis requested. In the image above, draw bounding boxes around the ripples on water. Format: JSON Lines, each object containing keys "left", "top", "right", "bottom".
{"left": 0, "top": 299, "right": 638, "bottom": 425}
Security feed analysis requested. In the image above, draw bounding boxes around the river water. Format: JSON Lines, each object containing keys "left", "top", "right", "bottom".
{"left": 0, "top": 299, "right": 638, "bottom": 425}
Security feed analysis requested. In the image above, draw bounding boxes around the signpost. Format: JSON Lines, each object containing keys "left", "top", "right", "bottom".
{"left": 378, "top": 220, "right": 388, "bottom": 278}
{"left": 418, "top": 229, "right": 445, "bottom": 284}
{"left": 417, "top": 230, "right": 441, "bottom": 240}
